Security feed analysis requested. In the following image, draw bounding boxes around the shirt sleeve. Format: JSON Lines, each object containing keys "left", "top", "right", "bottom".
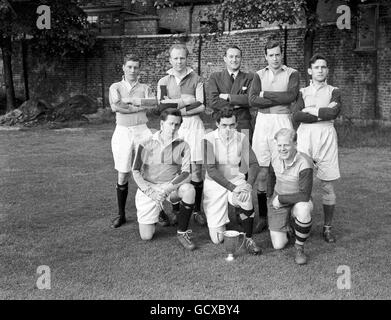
{"left": 292, "top": 91, "right": 319, "bottom": 123}
{"left": 131, "top": 143, "right": 151, "bottom": 192}
{"left": 318, "top": 88, "right": 342, "bottom": 120}
{"left": 109, "top": 84, "right": 120, "bottom": 106}
{"left": 195, "top": 79, "right": 205, "bottom": 105}
{"left": 278, "top": 168, "right": 313, "bottom": 205}
{"left": 170, "top": 143, "right": 191, "bottom": 187}
{"left": 203, "top": 139, "right": 236, "bottom": 192}
{"left": 263, "top": 71, "right": 300, "bottom": 104}
{"left": 239, "top": 135, "right": 260, "bottom": 186}
{"left": 248, "top": 73, "right": 276, "bottom": 109}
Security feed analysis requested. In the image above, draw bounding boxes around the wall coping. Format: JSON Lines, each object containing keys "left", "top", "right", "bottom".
{"left": 97, "top": 22, "right": 341, "bottom": 39}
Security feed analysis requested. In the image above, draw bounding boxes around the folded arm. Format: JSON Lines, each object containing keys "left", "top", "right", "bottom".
{"left": 248, "top": 73, "right": 277, "bottom": 109}
{"left": 262, "top": 71, "right": 300, "bottom": 104}
{"left": 278, "top": 168, "right": 313, "bottom": 205}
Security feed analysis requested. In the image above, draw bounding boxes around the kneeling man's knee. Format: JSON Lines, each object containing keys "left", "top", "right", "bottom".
{"left": 270, "top": 231, "right": 288, "bottom": 250}
{"left": 209, "top": 227, "right": 225, "bottom": 244}
{"left": 179, "top": 183, "right": 195, "bottom": 202}
{"left": 293, "top": 201, "right": 312, "bottom": 222}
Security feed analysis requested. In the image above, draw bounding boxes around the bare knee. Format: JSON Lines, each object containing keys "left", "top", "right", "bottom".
{"left": 209, "top": 227, "right": 225, "bottom": 244}
{"left": 270, "top": 231, "right": 288, "bottom": 250}
{"left": 140, "top": 233, "right": 153, "bottom": 241}
{"left": 139, "top": 224, "right": 155, "bottom": 241}
{"left": 178, "top": 183, "right": 195, "bottom": 203}
{"left": 293, "top": 201, "right": 313, "bottom": 223}
{"left": 118, "top": 172, "right": 130, "bottom": 185}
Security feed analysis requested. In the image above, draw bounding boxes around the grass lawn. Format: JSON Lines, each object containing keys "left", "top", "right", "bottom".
{"left": 1, "top": 117, "right": 391, "bottom": 300}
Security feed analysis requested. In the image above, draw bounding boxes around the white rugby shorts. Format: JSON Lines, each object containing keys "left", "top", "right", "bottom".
{"left": 252, "top": 113, "right": 293, "bottom": 167}
{"left": 135, "top": 188, "right": 175, "bottom": 225}
{"left": 297, "top": 122, "right": 340, "bottom": 181}
{"left": 203, "top": 174, "right": 252, "bottom": 229}
{"left": 111, "top": 124, "right": 152, "bottom": 173}
{"left": 178, "top": 115, "right": 205, "bottom": 162}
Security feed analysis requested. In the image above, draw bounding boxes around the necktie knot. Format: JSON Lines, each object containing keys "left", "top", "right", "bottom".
{"left": 230, "top": 73, "right": 235, "bottom": 83}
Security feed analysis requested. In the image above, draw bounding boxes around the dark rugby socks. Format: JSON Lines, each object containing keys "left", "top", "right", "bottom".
{"left": 294, "top": 218, "right": 312, "bottom": 246}
{"left": 177, "top": 200, "right": 194, "bottom": 232}
{"left": 191, "top": 181, "right": 203, "bottom": 212}
{"left": 257, "top": 191, "right": 268, "bottom": 219}
{"left": 323, "top": 204, "right": 335, "bottom": 227}
{"left": 116, "top": 182, "right": 128, "bottom": 216}
{"left": 237, "top": 208, "right": 255, "bottom": 238}
{"left": 172, "top": 202, "right": 180, "bottom": 212}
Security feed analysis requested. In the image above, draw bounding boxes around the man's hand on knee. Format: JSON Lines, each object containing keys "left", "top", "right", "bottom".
{"left": 272, "top": 195, "right": 282, "bottom": 209}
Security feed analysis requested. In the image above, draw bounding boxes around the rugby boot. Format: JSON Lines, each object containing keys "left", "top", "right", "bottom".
{"left": 253, "top": 216, "right": 268, "bottom": 234}
{"left": 193, "top": 211, "right": 207, "bottom": 226}
{"left": 177, "top": 230, "right": 196, "bottom": 250}
{"left": 323, "top": 226, "right": 336, "bottom": 243}
{"left": 294, "top": 245, "right": 307, "bottom": 265}
{"left": 245, "top": 237, "right": 262, "bottom": 255}
{"left": 158, "top": 210, "right": 170, "bottom": 227}
{"left": 111, "top": 215, "right": 126, "bottom": 229}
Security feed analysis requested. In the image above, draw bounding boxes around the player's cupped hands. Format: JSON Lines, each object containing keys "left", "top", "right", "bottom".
{"left": 233, "top": 183, "right": 252, "bottom": 202}
{"left": 237, "top": 191, "right": 251, "bottom": 202}
{"left": 146, "top": 186, "right": 166, "bottom": 203}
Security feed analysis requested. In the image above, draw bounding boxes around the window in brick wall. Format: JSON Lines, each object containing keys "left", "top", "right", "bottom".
{"left": 86, "top": 10, "right": 122, "bottom": 35}
{"left": 356, "top": 4, "right": 378, "bottom": 51}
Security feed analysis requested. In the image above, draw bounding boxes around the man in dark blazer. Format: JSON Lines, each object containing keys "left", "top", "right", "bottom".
{"left": 207, "top": 45, "right": 254, "bottom": 142}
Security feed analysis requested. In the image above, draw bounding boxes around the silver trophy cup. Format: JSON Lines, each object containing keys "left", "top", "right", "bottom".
{"left": 221, "top": 230, "right": 246, "bottom": 261}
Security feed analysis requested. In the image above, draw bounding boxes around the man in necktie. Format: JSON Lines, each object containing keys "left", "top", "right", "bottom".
{"left": 207, "top": 45, "right": 255, "bottom": 143}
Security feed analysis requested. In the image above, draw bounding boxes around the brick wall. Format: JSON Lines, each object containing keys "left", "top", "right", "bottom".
{"left": 5, "top": 22, "right": 390, "bottom": 121}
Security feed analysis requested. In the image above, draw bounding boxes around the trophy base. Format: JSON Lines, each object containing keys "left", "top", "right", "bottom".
{"left": 225, "top": 254, "right": 235, "bottom": 262}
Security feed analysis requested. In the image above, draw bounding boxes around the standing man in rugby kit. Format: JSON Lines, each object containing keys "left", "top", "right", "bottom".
{"left": 109, "top": 54, "right": 156, "bottom": 229}
{"left": 249, "top": 39, "right": 300, "bottom": 233}
{"left": 157, "top": 44, "right": 207, "bottom": 227}
{"left": 293, "top": 53, "right": 342, "bottom": 243}
{"left": 207, "top": 45, "right": 254, "bottom": 142}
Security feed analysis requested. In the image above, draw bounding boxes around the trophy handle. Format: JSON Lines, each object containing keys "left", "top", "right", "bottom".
{"left": 236, "top": 232, "right": 246, "bottom": 252}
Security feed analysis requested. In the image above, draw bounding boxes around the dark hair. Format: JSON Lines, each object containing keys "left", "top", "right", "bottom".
{"left": 225, "top": 45, "right": 242, "bottom": 57}
{"left": 160, "top": 108, "right": 183, "bottom": 123}
{"left": 169, "top": 43, "right": 189, "bottom": 57}
{"left": 309, "top": 53, "right": 328, "bottom": 68}
{"left": 123, "top": 54, "right": 140, "bottom": 66}
{"left": 264, "top": 38, "right": 282, "bottom": 55}
{"left": 215, "top": 107, "right": 236, "bottom": 124}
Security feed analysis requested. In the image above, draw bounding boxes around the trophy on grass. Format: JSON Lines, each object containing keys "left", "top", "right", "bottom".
{"left": 220, "top": 230, "right": 246, "bottom": 261}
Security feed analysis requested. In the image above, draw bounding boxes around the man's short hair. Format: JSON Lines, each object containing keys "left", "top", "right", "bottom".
{"left": 264, "top": 38, "right": 282, "bottom": 55}
{"left": 123, "top": 54, "right": 140, "bottom": 66}
{"left": 169, "top": 43, "right": 189, "bottom": 57}
{"left": 225, "top": 45, "right": 242, "bottom": 57}
{"left": 215, "top": 106, "right": 236, "bottom": 124}
{"left": 274, "top": 128, "right": 297, "bottom": 143}
{"left": 309, "top": 53, "right": 328, "bottom": 68}
{"left": 160, "top": 108, "right": 183, "bottom": 123}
